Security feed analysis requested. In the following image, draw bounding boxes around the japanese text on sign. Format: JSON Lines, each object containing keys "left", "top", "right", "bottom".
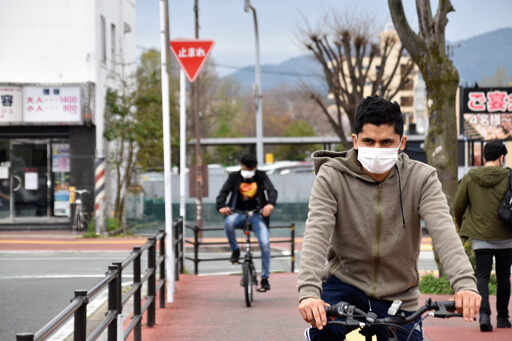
{"left": 467, "top": 91, "right": 512, "bottom": 112}
{"left": 177, "top": 47, "right": 206, "bottom": 58}
{"left": 0, "top": 86, "right": 22, "bottom": 122}
{"left": 23, "top": 86, "right": 81, "bottom": 123}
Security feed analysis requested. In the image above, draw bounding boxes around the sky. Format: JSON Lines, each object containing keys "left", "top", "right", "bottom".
{"left": 136, "top": 0, "right": 512, "bottom": 77}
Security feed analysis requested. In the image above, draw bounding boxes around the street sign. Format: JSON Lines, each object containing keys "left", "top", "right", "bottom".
{"left": 170, "top": 40, "right": 215, "bottom": 82}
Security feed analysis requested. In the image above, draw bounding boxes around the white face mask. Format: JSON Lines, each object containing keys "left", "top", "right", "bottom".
{"left": 357, "top": 139, "right": 402, "bottom": 174}
{"left": 241, "top": 170, "right": 256, "bottom": 179}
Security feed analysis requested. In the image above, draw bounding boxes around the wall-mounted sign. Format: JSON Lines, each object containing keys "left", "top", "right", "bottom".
{"left": 0, "top": 86, "right": 23, "bottom": 122}
{"left": 460, "top": 87, "right": 512, "bottom": 140}
{"left": 23, "top": 86, "right": 81, "bottom": 123}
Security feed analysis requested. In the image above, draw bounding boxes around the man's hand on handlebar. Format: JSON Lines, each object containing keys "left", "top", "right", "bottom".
{"left": 298, "top": 297, "right": 330, "bottom": 330}
{"left": 219, "top": 207, "right": 231, "bottom": 216}
{"left": 453, "top": 290, "right": 481, "bottom": 322}
{"left": 262, "top": 204, "right": 274, "bottom": 217}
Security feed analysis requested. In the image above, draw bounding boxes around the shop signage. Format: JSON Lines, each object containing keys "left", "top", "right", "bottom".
{"left": 460, "top": 87, "right": 512, "bottom": 140}
{"left": 0, "top": 86, "right": 23, "bottom": 122}
{"left": 23, "top": 86, "right": 82, "bottom": 123}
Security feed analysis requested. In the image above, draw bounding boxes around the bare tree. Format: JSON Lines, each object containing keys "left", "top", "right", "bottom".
{"left": 388, "top": 0, "right": 459, "bottom": 208}
{"left": 299, "top": 10, "right": 414, "bottom": 147}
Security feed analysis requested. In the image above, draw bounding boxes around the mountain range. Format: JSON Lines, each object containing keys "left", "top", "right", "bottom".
{"left": 223, "top": 28, "right": 512, "bottom": 92}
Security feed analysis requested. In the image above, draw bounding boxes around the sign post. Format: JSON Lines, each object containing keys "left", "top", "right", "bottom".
{"left": 170, "top": 39, "right": 214, "bottom": 238}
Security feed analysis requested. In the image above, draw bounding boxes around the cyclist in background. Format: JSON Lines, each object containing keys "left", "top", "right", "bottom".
{"left": 298, "top": 96, "right": 481, "bottom": 340}
{"left": 216, "top": 154, "right": 278, "bottom": 292}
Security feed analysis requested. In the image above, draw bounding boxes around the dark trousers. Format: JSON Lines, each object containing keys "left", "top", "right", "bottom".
{"left": 305, "top": 276, "right": 423, "bottom": 341}
{"left": 475, "top": 248, "right": 512, "bottom": 318}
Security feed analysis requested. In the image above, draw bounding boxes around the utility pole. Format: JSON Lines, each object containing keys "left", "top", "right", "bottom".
{"left": 244, "top": 0, "right": 264, "bottom": 165}
{"left": 159, "top": 0, "right": 174, "bottom": 303}
{"left": 194, "top": 0, "right": 203, "bottom": 232}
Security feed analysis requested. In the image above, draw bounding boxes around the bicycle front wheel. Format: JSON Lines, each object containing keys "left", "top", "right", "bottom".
{"left": 243, "top": 261, "right": 253, "bottom": 307}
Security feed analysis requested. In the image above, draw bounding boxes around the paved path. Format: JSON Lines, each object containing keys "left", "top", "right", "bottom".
{"left": 2, "top": 230, "right": 511, "bottom": 340}
{"left": 128, "top": 273, "right": 511, "bottom": 341}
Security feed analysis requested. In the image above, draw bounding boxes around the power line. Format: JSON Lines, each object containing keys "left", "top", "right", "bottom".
{"left": 209, "top": 62, "right": 321, "bottom": 78}
{"left": 136, "top": 45, "right": 320, "bottom": 79}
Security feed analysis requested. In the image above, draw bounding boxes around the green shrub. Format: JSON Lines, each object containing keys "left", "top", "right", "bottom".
{"left": 82, "top": 217, "right": 121, "bottom": 238}
{"left": 419, "top": 274, "right": 454, "bottom": 295}
{"left": 420, "top": 273, "right": 498, "bottom": 295}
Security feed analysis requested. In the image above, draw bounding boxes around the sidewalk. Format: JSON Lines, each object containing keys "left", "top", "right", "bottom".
{"left": 2, "top": 230, "right": 511, "bottom": 340}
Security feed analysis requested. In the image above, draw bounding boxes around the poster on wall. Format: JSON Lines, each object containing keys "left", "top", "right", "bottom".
{"left": 52, "top": 144, "right": 70, "bottom": 216}
{"left": 460, "top": 87, "right": 512, "bottom": 140}
{"left": 0, "top": 86, "right": 23, "bottom": 122}
{"left": 23, "top": 86, "right": 81, "bottom": 123}
{"left": 52, "top": 143, "right": 70, "bottom": 172}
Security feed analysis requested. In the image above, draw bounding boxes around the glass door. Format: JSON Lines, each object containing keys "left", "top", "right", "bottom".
{"left": 11, "top": 140, "right": 50, "bottom": 217}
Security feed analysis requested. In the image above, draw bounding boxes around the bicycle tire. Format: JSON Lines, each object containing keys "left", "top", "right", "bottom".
{"left": 72, "top": 208, "right": 81, "bottom": 232}
{"left": 79, "top": 219, "right": 88, "bottom": 232}
{"left": 243, "top": 261, "right": 252, "bottom": 307}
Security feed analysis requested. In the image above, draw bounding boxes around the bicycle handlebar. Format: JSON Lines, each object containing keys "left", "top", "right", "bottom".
{"left": 325, "top": 298, "right": 461, "bottom": 328}
{"left": 230, "top": 208, "right": 262, "bottom": 216}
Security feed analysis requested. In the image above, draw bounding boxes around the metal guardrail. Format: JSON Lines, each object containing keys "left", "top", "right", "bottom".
{"left": 185, "top": 223, "right": 295, "bottom": 275}
{"left": 16, "top": 217, "right": 185, "bottom": 341}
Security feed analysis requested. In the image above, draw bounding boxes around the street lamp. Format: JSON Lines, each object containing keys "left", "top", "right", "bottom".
{"left": 244, "top": 0, "right": 264, "bottom": 165}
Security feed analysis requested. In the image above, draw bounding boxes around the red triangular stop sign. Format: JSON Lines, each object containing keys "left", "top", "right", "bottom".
{"left": 170, "top": 39, "right": 215, "bottom": 82}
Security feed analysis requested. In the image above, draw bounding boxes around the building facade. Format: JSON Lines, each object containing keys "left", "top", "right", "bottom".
{"left": 0, "top": 0, "right": 136, "bottom": 228}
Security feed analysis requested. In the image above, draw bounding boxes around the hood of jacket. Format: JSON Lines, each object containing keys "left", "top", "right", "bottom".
{"left": 467, "top": 166, "right": 509, "bottom": 187}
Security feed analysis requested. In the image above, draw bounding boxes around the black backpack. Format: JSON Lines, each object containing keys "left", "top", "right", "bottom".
{"left": 498, "top": 170, "right": 512, "bottom": 227}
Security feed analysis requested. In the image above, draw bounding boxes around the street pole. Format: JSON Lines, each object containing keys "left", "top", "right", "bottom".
{"left": 159, "top": 0, "right": 174, "bottom": 303}
{"left": 194, "top": 0, "right": 203, "bottom": 232}
{"left": 244, "top": 0, "right": 264, "bottom": 165}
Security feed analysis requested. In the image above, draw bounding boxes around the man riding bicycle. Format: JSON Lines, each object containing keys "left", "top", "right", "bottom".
{"left": 298, "top": 96, "right": 481, "bottom": 340}
{"left": 216, "top": 154, "right": 278, "bottom": 292}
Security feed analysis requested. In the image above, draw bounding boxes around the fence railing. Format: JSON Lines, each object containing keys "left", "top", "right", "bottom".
{"left": 16, "top": 217, "right": 184, "bottom": 341}
{"left": 185, "top": 223, "right": 295, "bottom": 275}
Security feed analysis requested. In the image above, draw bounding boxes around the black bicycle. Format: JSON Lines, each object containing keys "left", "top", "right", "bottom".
{"left": 232, "top": 209, "right": 262, "bottom": 307}
{"left": 72, "top": 189, "right": 91, "bottom": 233}
{"left": 325, "top": 298, "right": 463, "bottom": 341}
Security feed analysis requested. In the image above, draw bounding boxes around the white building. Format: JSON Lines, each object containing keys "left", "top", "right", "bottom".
{"left": 0, "top": 0, "right": 136, "bottom": 228}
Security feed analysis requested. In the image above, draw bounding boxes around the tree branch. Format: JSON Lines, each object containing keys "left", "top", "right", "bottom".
{"left": 388, "top": 0, "right": 425, "bottom": 59}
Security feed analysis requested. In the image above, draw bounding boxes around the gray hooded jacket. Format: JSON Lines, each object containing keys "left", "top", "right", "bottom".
{"left": 297, "top": 148, "right": 477, "bottom": 310}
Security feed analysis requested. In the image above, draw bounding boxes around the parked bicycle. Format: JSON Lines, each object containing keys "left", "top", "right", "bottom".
{"left": 72, "top": 189, "right": 91, "bottom": 233}
{"left": 324, "top": 298, "right": 463, "bottom": 341}
{"left": 231, "top": 209, "right": 264, "bottom": 307}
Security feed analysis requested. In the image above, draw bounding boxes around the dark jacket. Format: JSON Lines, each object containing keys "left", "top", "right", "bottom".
{"left": 216, "top": 169, "right": 278, "bottom": 213}
{"left": 454, "top": 166, "right": 512, "bottom": 240}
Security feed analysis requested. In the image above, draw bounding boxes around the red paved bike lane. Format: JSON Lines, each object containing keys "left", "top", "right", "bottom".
{"left": 130, "top": 273, "right": 511, "bottom": 341}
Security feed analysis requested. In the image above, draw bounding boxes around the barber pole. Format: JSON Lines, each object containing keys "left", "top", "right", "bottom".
{"left": 94, "top": 157, "right": 106, "bottom": 234}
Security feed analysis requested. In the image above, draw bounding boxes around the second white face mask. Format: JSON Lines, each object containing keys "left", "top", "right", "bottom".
{"left": 357, "top": 141, "right": 401, "bottom": 174}
{"left": 241, "top": 170, "right": 256, "bottom": 179}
